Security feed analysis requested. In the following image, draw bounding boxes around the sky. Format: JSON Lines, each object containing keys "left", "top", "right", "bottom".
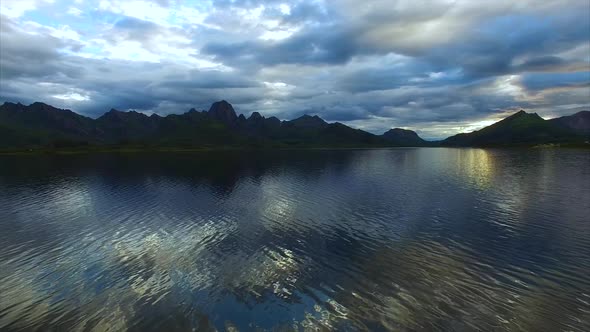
{"left": 0, "top": 0, "right": 589, "bottom": 139}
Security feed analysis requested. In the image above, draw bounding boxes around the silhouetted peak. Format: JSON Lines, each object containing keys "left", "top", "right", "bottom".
{"left": 0, "top": 101, "right": 23, "bottom": 110}
{"left": 296, "top": 114, "right": 325, "bottom": 121}
{"left": 30, "top": 102, "right": 50, "bottom": 107}
{"left": 299, "top": 114, "right": 321, "bottom": 119}
{"left": 384, "top": 128, "right": 418, "bottom": 134}
{"left": 99, "top": 109, "right": 150, "bottom": 122}
{"left": 209, "top": 100, "right": 234, "bottom": 113}
{"left": 506, "top": 110, "right": 541, "bottom": 120}
{"left": 549, "top": 110, "right": 590, "bottom": 134}
{"left": 562, "top": 110, "right": 590, "bottom": 118}
{"left": 1, "top": 101, "right": 23, "bottom": 107}
{"left": 208, "top": 100, "right": 237, "bottom": 124}
{"left": 249, "top": 112, "right": 263, "bottom": 120}
{"left": 502, "top": 110, "right": 543, "bottom": 123}
{"left": 329, "top": 122, "right": 350, "bottom": 129}
{"left": 215, "top": 100, "right": 231, "bottom": 106}
{"left": 290, "top": 114, "right": 327, "bottom": 128}
{"left": 24, "top": 103, "right": 81, "bottom": 117}
{"left": 266, "top": 116, "right": 281, "bottom": 127}
{"left": 382, "top": 128, "right": 425, "bottom": 144}
{"left": 97, "top": 109, "right": 122, "bottom": 121}
{"left": 28, "top": 102, "right": 60, "bottom": 112}
{"left": 103, "top": 109, "right": 148, "bottom": 117}
{"left": 514, "top": 110, "right": 527, "bottom": 116}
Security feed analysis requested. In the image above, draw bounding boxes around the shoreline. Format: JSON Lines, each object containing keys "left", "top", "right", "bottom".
{"left": 1, "top": 143, "right": 589, "bottom": 155}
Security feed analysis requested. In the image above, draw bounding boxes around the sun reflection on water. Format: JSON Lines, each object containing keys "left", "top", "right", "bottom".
{"left": 455, "top": 148, "right": 494, "bottom": 190}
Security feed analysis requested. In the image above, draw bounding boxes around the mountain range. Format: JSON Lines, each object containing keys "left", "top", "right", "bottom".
{"left": 442, "top": 110, "right": 589, "bottom": 147}
{"left": 0, "top": 100, "right": 588, "bottom": 150}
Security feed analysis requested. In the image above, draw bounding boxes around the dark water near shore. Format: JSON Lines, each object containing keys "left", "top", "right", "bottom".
{"left": 0, "top": 148, "right": 589, "bottom": 331}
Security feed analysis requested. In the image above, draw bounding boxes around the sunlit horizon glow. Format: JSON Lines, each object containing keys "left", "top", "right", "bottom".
{"left": 0, "top": 0, "right": 589, "bottom": 139}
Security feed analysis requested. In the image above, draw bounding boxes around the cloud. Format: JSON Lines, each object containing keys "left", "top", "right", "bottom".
{"left": 0, "top": 0, "right": 589, "bottom": 139}
{"left": 202, "top": 24, "right": 361, "bottom": 66}
{"left": 0, "top": 0, "right": 54, "bottom": 18}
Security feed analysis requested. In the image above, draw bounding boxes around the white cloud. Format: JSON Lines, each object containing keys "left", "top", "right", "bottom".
{"left": 259, "top": 27, "right": 299, "bottom": 41}
{"left": 67, "top": 7, "right": 83, "bottom": 16}
{"left": 0, "top": 0, "right": 54, "bottom": 18}
{"left": 98, "top": 0, "right": 171, "bottom": 25}
{"left": 49, "top": 25, "right": 82, "bottom": 42}
{"left": 53, "top": 92, "right": 90, "bottom": 101}
{"left": 279, "top": 3, "right": 291, "bottom": 15}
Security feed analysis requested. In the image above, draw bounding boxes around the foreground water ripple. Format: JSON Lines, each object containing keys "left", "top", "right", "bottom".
{"left": 0, "top": 148, "right": 589, "bottom": 331}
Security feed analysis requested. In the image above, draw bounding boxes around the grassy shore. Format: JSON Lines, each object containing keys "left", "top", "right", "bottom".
{"left": 2, "top": 142, "right": 589, "bottom": 155}
{"left": 0, "top": 144, "right": 409, "bottom": 155}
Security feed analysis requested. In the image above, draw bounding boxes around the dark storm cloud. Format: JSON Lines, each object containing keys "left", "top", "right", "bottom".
{"left": 202, "top": 4, "right": 589, "bottom": 81}
{"left": 333, "top": 63, "right": 468, "bottom": 93}
{"left": 422, "top": 11, "right": 590, "bottom": 78}
{"left": 0, "top": 15, "right": 84, "bottom": 81}
{"left": 203, "top": 24, "right": 360, "bottom": 66}
{"left": 521, "top": 72, "right": 590, "bottom": 91}
{"left": 161, "top": 71, "right": 261, "bottom": 89}
{"left": 102, "top": 16, "right": 194, "bottom": 53}
{"left": 516, "top": 56, "right": 568, "bottom": 72}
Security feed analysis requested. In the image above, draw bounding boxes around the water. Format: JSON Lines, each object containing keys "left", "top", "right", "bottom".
{"left": 0, "top": 148, "right": 589, "bottom": 331}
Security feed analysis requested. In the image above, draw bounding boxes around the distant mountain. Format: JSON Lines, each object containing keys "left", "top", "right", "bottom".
{"left": 1, "top": 101, "right": 586, "bottom": 150}
{"left": 96, "top": 109, "right": 160, "bottom": 142}
{"left": 208, "top": 100, "right": 238, "bottom": 126}
{"left": 381, "top": 128, "right": 428, "bottom": 146}
{"left": 548, "top": 111, "right": 590, "bottom": 135}
{"left": 441, "top": 110, "right": 585, "bottom": 147}
{"left": 287, "top": 114, "right": 327, "bottom": 129}
{"left": 0, "top": 101, "right": 407, "bottom": 149}
{"left": 0, "top": 102, "right": 97, "bottom": 147}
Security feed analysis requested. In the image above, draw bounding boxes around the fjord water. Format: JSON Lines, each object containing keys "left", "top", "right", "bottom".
{"left": 0, "top": 149, "right": 589, "bottom": 331}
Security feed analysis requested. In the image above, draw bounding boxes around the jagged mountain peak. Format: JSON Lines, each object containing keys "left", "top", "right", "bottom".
{"left": 0, "top": 101, "right": 25, "bottom": 110}
{"left": 208, "top": 100, "right": 238, "bottom": 124}
{"left": 289, "top": 114, "right": 327, "bottom": 128}
{"left": 504, "top": 110, "right": 542, "bottom": 121}
{"left": 30, "top": 101, "right": 53, "bottom": 107}
{"left": 249, "top": 111, "right": 263, "bottom": 120}
{"left": 3, "top": 100, "right": 587, "bottom": 149}
{"left": 97, "top": 109, "right": 153, "bottom": 124}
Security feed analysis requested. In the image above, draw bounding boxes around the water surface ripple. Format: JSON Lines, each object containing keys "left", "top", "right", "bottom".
{"left": 0, "top": 148, "right": 589, "bottom": 331}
